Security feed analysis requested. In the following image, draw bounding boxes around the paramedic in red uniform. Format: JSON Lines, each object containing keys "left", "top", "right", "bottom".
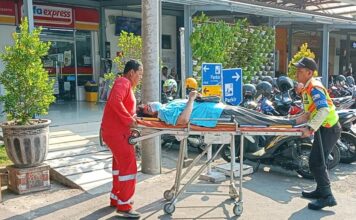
{"left": 101, "top": 59, "right": 143, "bottom": 218}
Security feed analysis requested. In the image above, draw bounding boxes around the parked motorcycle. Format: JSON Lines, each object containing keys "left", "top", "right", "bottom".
{"left": 219, "top": 79, "right": 340, "bottom": 179}
{"left": 220, "top": 134, "right": 340, "bottom": 179}
{"left": 336, "top": 109, "right": 356, "bottom": 163}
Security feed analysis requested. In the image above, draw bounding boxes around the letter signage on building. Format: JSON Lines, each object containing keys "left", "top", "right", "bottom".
{"left": 17, "top": 2, "right": 99, "bottom": 30}
{"left": 20, "top": 4, "right": 74, "bottom": 28}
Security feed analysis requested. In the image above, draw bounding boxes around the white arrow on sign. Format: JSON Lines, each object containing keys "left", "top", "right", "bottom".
{"left": 232, "top": 72, "right": 240, "bottom": 82}
{"left": 203, "top": 65, "right": 210, "bottom": 73}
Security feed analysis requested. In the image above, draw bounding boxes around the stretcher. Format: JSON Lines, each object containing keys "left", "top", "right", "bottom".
{"left": 129, "top": 117, "right": 303, "bottom": 216}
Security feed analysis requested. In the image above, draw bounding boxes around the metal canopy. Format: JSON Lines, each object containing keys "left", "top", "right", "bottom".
{"left": 162, "top": 0, "right": 356, "bottom": 28}
{"left": 35, "top": 0, "right": 356, "bottom": 27}
{"left": 257, "top": 0, "right": 356, "bottom": 18}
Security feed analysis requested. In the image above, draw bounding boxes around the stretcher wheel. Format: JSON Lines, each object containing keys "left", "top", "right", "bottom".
{"left": 233, "top": 202, "right": 243, "bottom": 216}
{"left": 131, "top": 129, "right": 141, "bottom": 137}
{"left": 128, "top": 129, "right": 141, "bottom": 145}
{"left": 163, "top": 190, "right": 174, "bottom": 201}
{"left": 128, "top": 137, "right": 136, "bottom": 145}
{"left": 163, "top": 202, "right": 175, "bottom": 214}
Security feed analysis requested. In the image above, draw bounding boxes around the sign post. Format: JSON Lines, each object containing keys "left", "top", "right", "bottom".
{"left": 201, "top": 63, "right": 222, "bottom": 97}
{"left": 200, "top": 63, "right": 227, "bottom": 182}
{"left": 222, "top": 68, "right": 243, "bottom": 105}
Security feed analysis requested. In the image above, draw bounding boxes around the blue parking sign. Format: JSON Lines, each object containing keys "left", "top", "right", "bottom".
{"left": 202, "top": 63, "right": 222, "bottom": 85}
{"left": 222, "top": 68, "right": 242, "bottom": 105}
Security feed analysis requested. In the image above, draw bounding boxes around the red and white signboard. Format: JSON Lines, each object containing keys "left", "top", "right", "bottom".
{"left": 19, "top": 3, "right": 74, "bottom": 28}
{"left": 33, "top": 5, "right": 73, "bottom": 27}
{"left": 16, "top": 1, "right": 99, "bottom": 30}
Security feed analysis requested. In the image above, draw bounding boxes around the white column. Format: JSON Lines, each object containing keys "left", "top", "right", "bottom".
{"left": 23, "top": 0, "right": 34, "bottom": 32}
{"left": 184, "top": 5, "right": 193, "bottom": 76}
{"left": 322, "top": 25, "right": 330, "bottom": 87}
{"left": 141, "top": 0, "right": 161, "bottom": 174}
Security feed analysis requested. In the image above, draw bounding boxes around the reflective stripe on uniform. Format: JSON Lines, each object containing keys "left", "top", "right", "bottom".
{"left": 117, "top": 196, "right": 134, "bottom": 205}
{"left": 110, "top": 193, "right": 118, "bottom": 200}
{"left": 307, "top": 99, "right": 333, "bottom": 112}
{"left": 112, "top": 170, "right": 119, "bottom": 175}
{"left": 118, "top": 174, "right": 137, "bottom": 181}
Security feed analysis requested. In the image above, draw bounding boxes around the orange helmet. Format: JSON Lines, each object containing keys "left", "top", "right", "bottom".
{"left": 185, "top": 77, "right": 198, "bottom": 90}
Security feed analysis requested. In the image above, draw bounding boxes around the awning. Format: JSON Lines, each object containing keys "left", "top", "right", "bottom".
{"left": 162, "top": 0, "right": 356, "bottom": 28}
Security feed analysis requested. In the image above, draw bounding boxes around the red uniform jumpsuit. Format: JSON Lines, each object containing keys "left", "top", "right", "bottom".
{"left": 101, "top": 76, "right": 137, "bottom": 212}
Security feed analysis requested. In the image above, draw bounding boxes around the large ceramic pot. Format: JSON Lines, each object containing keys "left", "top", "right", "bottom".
{"left": 0, "top": 119, "right": 51, "bottom": 168}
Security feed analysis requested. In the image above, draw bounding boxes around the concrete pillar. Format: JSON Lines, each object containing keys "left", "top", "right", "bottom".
{"left": 99, "top": 6, "right": 107, "bottom": 60}
{"left": 346, "top": 33, "right": 351, "bottom": 71}
{"left": 141, "top": 0, "right": 161, "bottom": 174}
{"left": 287, "top": 26, "right": 293, "bottom": 63}
{"left": 23, "top": 0, "right": 34, "bottom": 32}
{"left": 179, "top": 27, "right": 186, "bottom": 98}
{"left": 322, "top": 24, "right": 329, "bottom": 87}
{"left": 184, "top": 5, "right": 193, "bottom": 76}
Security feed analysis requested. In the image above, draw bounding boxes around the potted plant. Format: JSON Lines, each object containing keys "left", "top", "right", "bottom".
{"left": 0, "top": 17, "right": 55, "bottom": 168}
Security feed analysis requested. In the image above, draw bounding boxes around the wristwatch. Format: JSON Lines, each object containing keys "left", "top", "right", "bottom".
{"left": 307, "top": 125, "right": 315, "bottom": 133}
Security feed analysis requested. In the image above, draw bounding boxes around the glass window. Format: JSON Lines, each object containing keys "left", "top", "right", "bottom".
{"left": 75, "top": 30, "right": 93, "bottom": 85}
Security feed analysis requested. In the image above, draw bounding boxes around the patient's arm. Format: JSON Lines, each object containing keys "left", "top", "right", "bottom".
{"left": 176, "top": 91, "right": 197, "bottom": 125}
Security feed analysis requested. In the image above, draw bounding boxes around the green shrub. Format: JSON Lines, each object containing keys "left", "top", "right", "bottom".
{"left": 0, "top": 17, "right": 55, "bottom": 125}
{"left": 288, "top": 43, "right": 318, "bottom": 80}
{"left": 0, "top": 145, "right": 11, "bottom": 167}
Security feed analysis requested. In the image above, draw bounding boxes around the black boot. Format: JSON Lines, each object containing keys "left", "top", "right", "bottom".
{"left": 308, "top": 186, "right": 337, "bottom": 210}
{"left": 302, "top": 187, "right": 322, "bottom": 199}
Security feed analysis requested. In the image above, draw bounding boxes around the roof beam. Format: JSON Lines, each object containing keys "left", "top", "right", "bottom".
{"left": 100, "top": 0, "right": 141, "bottom": 7}
{"left": 311, "top": 3, "right": 354, "bottom": 11}
{"left": 334, "top": 10, "right": 356, "bottom": 15}
{"left": 36, "top": 0, "right": 100, "bottom": 7}
{"left": 165, "top": 0, "right": 356, "bottom": 25}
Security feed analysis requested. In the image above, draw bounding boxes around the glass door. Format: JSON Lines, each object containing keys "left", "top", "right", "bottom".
{"left": 41, "top": 29, "right": 77, "bottom": 101}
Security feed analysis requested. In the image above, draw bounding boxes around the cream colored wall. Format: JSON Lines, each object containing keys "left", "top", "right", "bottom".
{"left": 104, "top": 9, "right": 177, "bottom": 73}
{"left": 0, "top": 25, "right": 16, "bottom": 97}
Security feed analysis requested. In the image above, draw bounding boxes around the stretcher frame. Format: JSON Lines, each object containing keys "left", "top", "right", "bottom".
{"left": 129, "top": 118, "right": 302, "bottom": 216}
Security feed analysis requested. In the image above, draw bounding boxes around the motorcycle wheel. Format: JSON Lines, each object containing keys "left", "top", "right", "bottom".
{"left": 220, "top": 144, "right": 241, "bottom": 163}
{"left": 296, "top": 143, "right": 341, "bottom": 179}
{"left": 339, "top": 132, "right": 356, "bottom": 164}
{"left": 327, "top": 144, "right": 341, "bottom": 170}
{"left": 296, "top": 143, "right": 314, "bottom": 179}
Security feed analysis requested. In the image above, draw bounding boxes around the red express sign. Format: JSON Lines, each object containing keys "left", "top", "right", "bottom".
{"left": 33, "top": 5, "right": 73, "bottom": 27}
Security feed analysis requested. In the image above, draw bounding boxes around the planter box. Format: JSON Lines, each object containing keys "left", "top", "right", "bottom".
{"left": 7, "top": 164, "right": 50, "bottom": 194}
{"left": 0, "top": 168, "right": 8, "bottom": 187}
{"left": 0, "top": 167, "right": 8, "bottom": 202}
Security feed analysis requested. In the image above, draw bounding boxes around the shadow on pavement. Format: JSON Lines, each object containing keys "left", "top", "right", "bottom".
{"left": 80, "top": 206, "right": 116, "bottom": 220}
{"left": 289, "top": 206, "right": 335, "bottom": 220}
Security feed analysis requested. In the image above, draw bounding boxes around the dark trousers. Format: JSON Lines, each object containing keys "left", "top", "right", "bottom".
{"left": 309, "top": 122, "right": 341, "bottom": 188}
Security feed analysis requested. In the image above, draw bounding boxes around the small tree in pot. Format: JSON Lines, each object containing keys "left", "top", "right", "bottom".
{"left": 0, "top": 18, "right": 55, "bottom": 167}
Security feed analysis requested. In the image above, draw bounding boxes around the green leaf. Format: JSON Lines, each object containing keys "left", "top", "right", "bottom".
{"left": 0, "top": 17, "right": 55, "bottom": 125}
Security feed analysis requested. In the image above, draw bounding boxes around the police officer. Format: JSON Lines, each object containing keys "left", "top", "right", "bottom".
{"left": 293, "top": 57, "right": 341, "bottom": 210}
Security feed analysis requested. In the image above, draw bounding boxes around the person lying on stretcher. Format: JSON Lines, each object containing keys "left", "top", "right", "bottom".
{"left": 137, "top": 91, "right": 309, "bottom": 128}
